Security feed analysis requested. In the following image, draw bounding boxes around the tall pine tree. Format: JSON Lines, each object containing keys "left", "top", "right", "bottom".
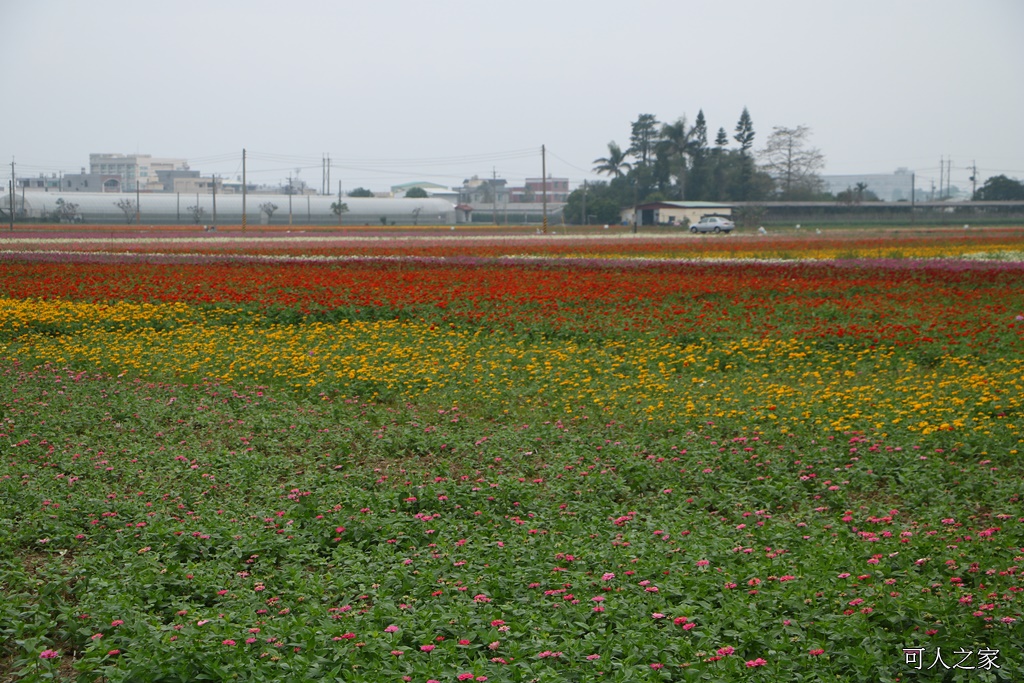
{"left": 733, "top": 106, "right": 755, "bottom": 155}
{"left": 688, "top": 110, "right": 709, "bottom": 199}
{"left": 733, "top": 107, "right": 756, "bottom": 199}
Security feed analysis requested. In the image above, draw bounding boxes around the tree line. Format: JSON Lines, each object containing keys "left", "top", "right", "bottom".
{"left": 567, "top": 108, "right": 1024, "bottom": 224}
{"left": 566, "top": 108, "right": 830, "bottom": 223}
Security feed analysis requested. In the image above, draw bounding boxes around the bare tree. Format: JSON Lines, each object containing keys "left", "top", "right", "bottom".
{"left": 115, "top": 198, "right": 137, "bottom": 224}
{"left": 187, "top": 205, "right": 206, "bottom": 223}
{"left": 758, "top": 125, "right": 825, "bottom": 199}
{"left": 259, "top": 202, "right": 278, "bottom": 223}
{"left": 54, "top": 198, "right": 80, "bottom": 223}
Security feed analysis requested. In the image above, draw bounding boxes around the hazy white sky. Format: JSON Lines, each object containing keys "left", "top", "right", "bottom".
{"left": 3, "top": 0, "right": 1022, "bottom": 194}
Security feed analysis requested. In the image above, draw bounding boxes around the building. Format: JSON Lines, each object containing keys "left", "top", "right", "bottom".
{"left": 508, "top": 177, "right": 570, "bottom": 203}
{"left": 18, "top": 174, "right": 64, "bottom": 192}
{"left": 89, "top": 153, "right": 190, "bottom": 192}
{"left": 820, "top": 169, "right": 915, "bottom": 202}
{"left": 459, "top": 176, "right": 510, "bottom": 207}
{"left": 390, "top": 181, "right": 460, "bottom": 204}
{"left": 14, "top": 191, "right": 457, "bottom": 225}
{"left": 172, "top": 176, "right": 234, "bottom": 195}
{"left": 157, "top": 169, "right": 201, "bottom": 192}
{"left": 622, "top": 201, "right": 733, "bottom": 227}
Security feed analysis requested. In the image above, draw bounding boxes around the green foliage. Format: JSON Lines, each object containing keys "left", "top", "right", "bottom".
{"left": 563, "top": 180, "right": 627, "bottom": 224}
{"left": 974, "top": 175, "right": 1024, "bottom": 201}
{"left": 592, "top": 142, "right": 632, "bottom": 179}
{"left": 733, "top": 106, "right": 755, "bottom": 154}
{"left": 404, "top": 187, "right": 429, "bottom": 199}
{"left": 628, "top": 113, "right": 660, "bottom": 167}
{"left": 347, "top": 187, "right": 375, "bottom": 198}
{"left": 1, "top": 247, "right": 1022, "bottom": 681}
{"left": 594, "top": 108, "right": 776, "bottom": 203}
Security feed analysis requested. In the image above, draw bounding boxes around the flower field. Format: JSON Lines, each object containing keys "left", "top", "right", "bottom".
{"left": 1, "top": 229, "right": 1023, "bottom": 682}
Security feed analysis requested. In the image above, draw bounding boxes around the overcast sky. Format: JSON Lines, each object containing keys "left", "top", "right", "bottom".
{"left": 3, "top": 0, "right": 1022, "bottom": 194}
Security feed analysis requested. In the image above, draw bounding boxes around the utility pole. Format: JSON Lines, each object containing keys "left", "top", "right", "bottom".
{"left": 946, "top": 158, "right": 952, "bottom": 199}
{"left": 212, "top": 174, "right": 218, "bottom": 224}
{"left": 939, "top": 156, "right": 944, "bottom": 200}
{"left": 338, "top": 180, "right": 343, "bottom": 225}
{"left": 969, "top": 161, "right": 977, "bottom": 198}
{"left": 287, "top": 175, "right": 293, "bottom": 226}
{"left": 9, "top": 159, "right": 15, "bottom": 231}
{"left": 135, "top": 180, "right": 141, "bottom": 224}
{"left": 541, "top": 145, "right": 548, "bottom": 234}
{"left": 242, "top": 148, "right": 247, "bottom": 231}
{"left": 492, "top": 167, "right": 498, "bottom": 226}
{"left": 581, "top": 179, "right": 587, "bottom": 226}
{"left": 910, "top": 172, "right": 916, "bottom": 224}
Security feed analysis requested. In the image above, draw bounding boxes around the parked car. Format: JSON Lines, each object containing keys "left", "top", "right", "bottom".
{"left": 690, "top": 216, "right": 735, "bottom": 233}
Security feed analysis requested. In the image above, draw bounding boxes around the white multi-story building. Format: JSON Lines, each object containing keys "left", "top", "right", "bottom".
{"left": 89, "top": 153, "right": 189, "bottom": 192}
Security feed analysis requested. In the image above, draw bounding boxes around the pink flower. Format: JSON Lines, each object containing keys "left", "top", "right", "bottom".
{"left": 683, "top": 622, "right": 696, "bottom": 631}
{"left": 650, "top": 663, "right": 664, "bottom": 669}
{"left": 420, "top": 644, "right": 435, "bottom": 652}
{"left": 458, "top": 639, "right": 471, "bottom": 645}
{"left": 384, "top": 625, "right": 399, "bottom": 633}
{"left": 696, "top": 559, "right": 710, "bottom": 567}
{"left": 390, "top": 650, "right": 403, "bottom": 656}
{"left": 110, "top": 620, "right": 124, "bottom": 627}
{"left": 107, "top": 649, "right": 121, "bottom": 657}
{"left": 602, "top": 572, "right": 615, "bottom": 581}
{"left": 458, "top": 674, "right": 475, "bottom": 681}
{"left": 586, "top": 654, "right": 601, "bottom": 660}
{"left": 222, "top": 639, "right": 236, "bottom": 646}
{"left": 746, "top": 658, "right": 767, "bottom": 667}
{"left": 39, "top": 649, "right": 59, "bottom": 659}
{"left": 716, "top": 646, "right": 734, "bottom": 656}
{"left": 809, "top": 648, "right": 825, "bottom": 656}
{"left": 489, "top": 641, "right": 501, "bottom": 650}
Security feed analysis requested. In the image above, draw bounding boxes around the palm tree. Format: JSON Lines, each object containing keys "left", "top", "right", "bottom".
{"left": 592, "top": 142, "right": 633, "bottom": 178}
{"left": 658, "top": 117, "right": 694, "bottom": 199}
